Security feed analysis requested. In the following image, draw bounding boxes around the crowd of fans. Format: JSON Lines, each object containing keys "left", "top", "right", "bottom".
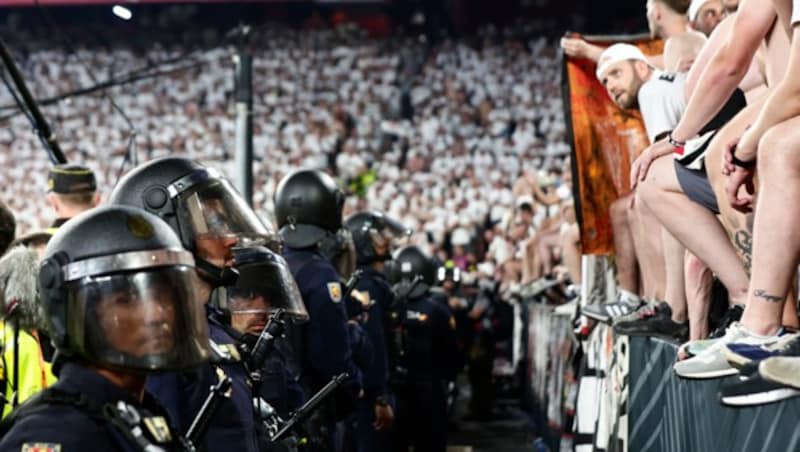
{"left": 0, "top": 17, "right": 578, "bottom": 303}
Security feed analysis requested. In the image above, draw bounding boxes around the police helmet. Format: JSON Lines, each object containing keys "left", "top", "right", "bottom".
{"left": 344, "top": 211, "right": 410, "bottom": 265}
{"left": 109, "top": 157, "right": 278, "bottom": 286}
{"left": 390, "top": 246, "right": 436, "bottom": 299}
{"left": 437, "top": 260, "right": 462, "bottom": 288}
{"left": 38, "top": 206, "right": 210, "bottom": 372}
{"left": 274, "top": 169, "right": 345, "bottom": 249}
{"left": 220, "top": 246, "right": 309, "bottom": 326}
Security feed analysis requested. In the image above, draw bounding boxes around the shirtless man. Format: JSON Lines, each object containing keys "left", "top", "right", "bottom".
{"left": 643, "top": 0, "right": 798, "bottom": 378}
{"left": 688, "top": 0, "right": 727, "bottom": 36}
{"left": 733, "top": 0, "right": 800, "bottom": 389}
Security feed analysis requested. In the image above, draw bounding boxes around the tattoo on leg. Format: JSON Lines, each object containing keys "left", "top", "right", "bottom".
{"left": 734, "top": 230, "right": 752, "bottom": 274}
{"left": 754, "top": 289, "right": 783, "bottom": 303}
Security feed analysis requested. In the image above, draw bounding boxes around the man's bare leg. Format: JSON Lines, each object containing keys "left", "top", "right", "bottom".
{"left": 637, "top": 155, "right": 749, "bottom": 305}
{"left": 561, "top": 222, "right": 582, "bottom": 284}
{"left": 610, "top": 196, "right": 640, "bottom": 295}
{"left": 630, "top": 199, "right": 667, "bottom": 300}
{"left": 705, "top": 94, "right": 798, "bottom": 324}
{"left": 705, "top": 97, "right": 765, "bottom": 275}
{"left": 740, "top": 116, "right": 800, "bottom": 335}
{"left": 685, "top": 251, "right": 713, "bottom": 340}
{"left": 662, "top": 229, "right": 688, "bottom": 322}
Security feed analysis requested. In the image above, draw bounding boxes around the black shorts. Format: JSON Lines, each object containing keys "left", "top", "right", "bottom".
{"left": 674, "top": 160, "right": 720, "bottom": 215}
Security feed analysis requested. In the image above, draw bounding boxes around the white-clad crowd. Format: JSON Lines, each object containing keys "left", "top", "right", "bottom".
{"left": 0, "top": 22, "right": 574, "bottom": 290}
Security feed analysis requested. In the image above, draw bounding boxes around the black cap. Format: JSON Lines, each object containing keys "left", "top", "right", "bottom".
{"left": 48, "top": 164, "right": 97, "bottom": 194}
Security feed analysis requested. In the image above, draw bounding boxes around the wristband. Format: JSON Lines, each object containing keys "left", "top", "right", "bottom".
{"left": 375, "top": 395, "right": 390, "bottom": 407}
{"left": 731, "top": 148, "right": 756, "bottom": 169}
{"left": 667, "top": 131, "right": 686, "bottom": 148}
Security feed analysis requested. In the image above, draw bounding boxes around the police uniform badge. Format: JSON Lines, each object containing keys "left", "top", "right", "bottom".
{"left": 143, "top": 416, "right": 173, "bottom": 443}
{"left": 327, "top": 282, "right": 342, "bottom": 303}
{"left": 351, "top": 289, "right": 371, "bottom": 308}
{"left": 22, "top": 443, "right": 62, "bottom": 452}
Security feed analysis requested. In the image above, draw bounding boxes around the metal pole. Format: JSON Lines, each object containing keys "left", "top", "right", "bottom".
{"left": 0, "top": 37, "right": 66, "bottom": 164}
{"left": 233, "top": 48, "right": 253, "bottom": 206}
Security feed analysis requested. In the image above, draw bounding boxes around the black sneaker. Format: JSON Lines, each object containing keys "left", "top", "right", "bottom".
{"left": 709, "top": 304, "right": 744, "bottom": 339}
{"left": 719, "top": 367, "right": 800, "bottom": 407}
{"left": 612, "top": 302, "right": 688, "bottom": 341}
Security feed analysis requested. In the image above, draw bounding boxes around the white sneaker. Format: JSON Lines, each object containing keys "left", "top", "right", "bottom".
{"left": 673, "top": 322, "right": 784, "bottom": 379}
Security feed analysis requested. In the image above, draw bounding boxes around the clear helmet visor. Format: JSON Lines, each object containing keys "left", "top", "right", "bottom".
{"left": 177, "top": 178, "right": 279, "bottom": 250}
{"left": 222, "top": 258, "right": 309, "bottom": 335}
{"left": 67, "top": 267, "right": 210, "bottom": 372}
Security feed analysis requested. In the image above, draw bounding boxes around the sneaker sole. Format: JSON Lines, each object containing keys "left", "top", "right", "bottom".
{"left": 673, "top": 366, "right": 739, "bottom": 380}
{"left": 581, "top": 310, "right": 611, "bottom": 324}
{"left": 720, "top": 387, "right": 800, "bottom": 407}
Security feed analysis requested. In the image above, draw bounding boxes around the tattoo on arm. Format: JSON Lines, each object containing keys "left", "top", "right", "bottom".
{"left": 754, "top": 289, "right": 783, "bottom": 303}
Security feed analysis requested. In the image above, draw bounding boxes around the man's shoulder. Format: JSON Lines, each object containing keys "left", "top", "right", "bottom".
{"left": 640, "top": 71, "right": 685, "bottom": 96}
{"left": 0, "top": 404, "right": 110, "bottom": 451}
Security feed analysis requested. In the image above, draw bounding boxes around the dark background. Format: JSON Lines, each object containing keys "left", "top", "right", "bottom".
{"left": 0, "top": 0, "right": 650, "bottom": 39}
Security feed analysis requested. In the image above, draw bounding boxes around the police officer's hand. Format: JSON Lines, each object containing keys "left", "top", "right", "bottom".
{"left": 373, "top": 403, "right": 395, "bottom": 431}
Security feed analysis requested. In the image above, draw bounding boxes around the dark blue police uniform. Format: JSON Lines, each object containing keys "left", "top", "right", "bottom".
{"left": 256, "top": 339, "right": 306, "bottom": 419}
{"left": 394, "top": 295, "right": 459, "bottom": 452}
{"left": 147, "top": 313, "right": 260, "bottom": 452}
{"left": 0, "top": 362, "right": 186, "bottom": 452}
{"left": 283, "top": 248, "right": 364, "bottom": 449}
{"left": 350, "top": 265, "right": 394, "bottom": 452}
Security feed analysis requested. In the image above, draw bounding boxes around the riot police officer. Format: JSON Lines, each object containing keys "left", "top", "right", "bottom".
{"left": 222, "top": 246, "right": 308, "bottom": 416}
{"left": 274, "top": 169, "right": 364, "bottom": 451}
{"left": 110, "top": 157, "right": 276, "bottom": 452}
{"left": 344, "top": 211, "right": 409, "bottom": 452}
{"left": 0, "top": 205, "right": 209, "bottom": 451}
{"left": 389, "top": 246, "right": 459, "bottom": 452}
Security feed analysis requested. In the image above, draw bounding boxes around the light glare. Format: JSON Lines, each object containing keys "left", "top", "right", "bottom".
{"left": 112, "top": 5, "right": 132, "bottom": 21}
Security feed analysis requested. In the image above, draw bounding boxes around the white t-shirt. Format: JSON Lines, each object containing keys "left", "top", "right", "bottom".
{"left": 793, "top": 0, "right": 800, "bottom": 25}
{"left": 637, "top": 70, "right": 687, "bottom": 144}
{"left": 638, "top": 70, "right": 707, "bottom": 170}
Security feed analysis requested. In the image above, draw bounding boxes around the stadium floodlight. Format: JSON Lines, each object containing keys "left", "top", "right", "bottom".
{"left": 112, "top": 5, "right": 132, "bottom": 21}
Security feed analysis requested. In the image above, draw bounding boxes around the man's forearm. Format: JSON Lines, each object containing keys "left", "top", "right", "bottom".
{"left": 672, "top": 44, "right": 751, "bottom": 142}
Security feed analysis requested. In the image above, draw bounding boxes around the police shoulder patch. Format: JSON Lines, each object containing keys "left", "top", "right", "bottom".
{"left": 22, "top": 443, "right": 61, "bottom": 452}
{"left": 143, "top": 416, "right": 172, "bottom": 443}
{"left": 327, "top": 282, "right": 342, "bottom": 303}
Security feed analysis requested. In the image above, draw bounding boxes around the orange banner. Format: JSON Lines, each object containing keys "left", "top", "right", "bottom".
{"left": 563, "top": 36, "right": 663, "bottom": 255}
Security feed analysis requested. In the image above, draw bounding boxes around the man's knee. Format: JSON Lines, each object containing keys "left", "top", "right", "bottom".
{"left": 758, "top": 124, "right": 800, "bottom": 175}
{"left": 609, "top": 197, "right": 630, "bottom": 230}
{"left": 637, "top": 156, "right": 673, "bottom": 208}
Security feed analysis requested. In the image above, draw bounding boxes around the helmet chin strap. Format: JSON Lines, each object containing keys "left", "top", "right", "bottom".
{"left": 195, "top": 257, "right": 239, "bottom": 287}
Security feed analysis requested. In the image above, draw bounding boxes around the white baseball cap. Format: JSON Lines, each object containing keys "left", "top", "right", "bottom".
{"left": 688, "top": 0, "right": 715, "bottom": 21}
{"left": 595, "top": 43, "right": 650, "bottom": 80}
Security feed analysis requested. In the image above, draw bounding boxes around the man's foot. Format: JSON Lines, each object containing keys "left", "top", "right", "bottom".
{"left": 581, "top": 290, "right": 642, "bottom": 324}
{"left": 675, "top": 304, "right": 746, "bottom": 361}
{"left": 673, "top": 322, "right": 785, "bottom": 379}
{"left": 612, "top": 302, "right": 688, "bottom": 341}
{"left": 760, "top": 357, "right": 800, "bottom": 390}
{"left": 718, "top": 367, "right": 800, "bottom": 407}
{"left": 610, "top": 299, "right": 660, "bottom": 325}
{"left": 723, "top": 333, "right": 800, "bottom": 369}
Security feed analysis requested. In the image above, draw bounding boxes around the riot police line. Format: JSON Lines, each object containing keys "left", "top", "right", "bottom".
{"left": 0, "top": 157, "right": 468, "bottom": 452}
